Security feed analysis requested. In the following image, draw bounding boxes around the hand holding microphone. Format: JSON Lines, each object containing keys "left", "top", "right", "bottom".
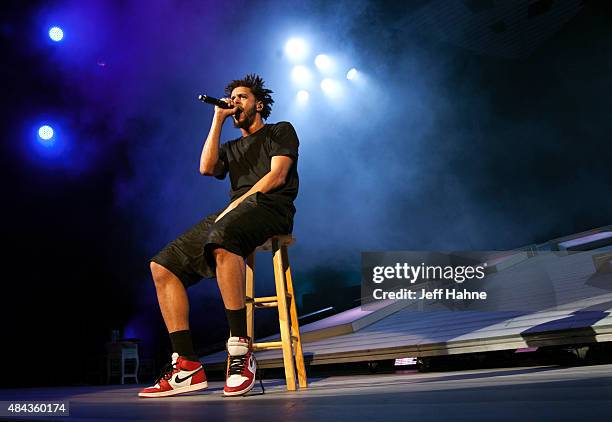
{"left": 198, "top": 94, "right": 238, "bottom": 119}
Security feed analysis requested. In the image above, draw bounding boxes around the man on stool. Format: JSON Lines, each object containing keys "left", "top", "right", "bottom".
{"left": 139, "top": 74, "right": 299, "bottom": 398}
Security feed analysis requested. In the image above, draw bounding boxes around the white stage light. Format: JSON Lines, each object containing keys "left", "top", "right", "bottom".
{"left": 285, "top": 38, "right": 308, "bottom": 61}
{"left": 291, "top": 65, "right": 312, "bottom": 84}
{"left": 314, "top": 54, "right": 333, "bottom": 71}
{"left": 38, "top": 125, "right": 54, "bottom": 140}
{"left": 346, "top": 68, "right": 358, "bottom": 80}
{"left": 49, "top": 27, "right": 64, "bottom": 42}
{"left": 320, "top": 78, "right": 340, "bottom": 97}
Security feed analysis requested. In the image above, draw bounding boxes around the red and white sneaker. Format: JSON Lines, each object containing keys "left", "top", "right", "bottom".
{"left": 223, "top": 336, "right": 257, "bottom": 396}
{"left": 138, "top": 353, "right": 207, "bottom": 398}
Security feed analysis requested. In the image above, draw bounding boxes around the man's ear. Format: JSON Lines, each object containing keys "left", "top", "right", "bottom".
{"left": 256, "top": 101, "right": 263, "bottom": 112}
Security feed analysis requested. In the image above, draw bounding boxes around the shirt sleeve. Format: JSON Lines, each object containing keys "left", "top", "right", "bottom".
{"left": 268, "top": 122, "right": 299, "bottom": 161}
{"left": 214, "top": 142, "right": 229, "bottom": 180}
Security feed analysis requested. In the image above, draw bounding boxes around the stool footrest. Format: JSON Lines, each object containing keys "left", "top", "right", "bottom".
{"left": 255, "top": 302, "right": 278, "bottom": 308}
{"left": 246, "top": 294, "right": 292, "bottom": 309}
{"left": 253, "top": 336, "right": 300, "bottom": 351}
{"left": 253, "top": 341, "right": 283, "bottom": 351}
{"left": 247, "top": 295, "right": 278, "bottom": 304}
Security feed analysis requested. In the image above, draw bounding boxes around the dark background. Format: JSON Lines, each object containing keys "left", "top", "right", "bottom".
{"left": 1, "top": 0, "right": 611, "bottom": 387}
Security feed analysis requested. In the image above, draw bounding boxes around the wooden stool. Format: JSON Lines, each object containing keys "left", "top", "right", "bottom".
{"left": 245, "top": 235, "right": 308, "bottom": 391}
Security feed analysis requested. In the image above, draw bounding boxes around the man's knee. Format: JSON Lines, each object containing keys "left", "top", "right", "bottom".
{"left": 150, "top": 261, "right": 174, "bottom": 285}
{"left": 213, "top": 247, "right": 239, "bottom": 266}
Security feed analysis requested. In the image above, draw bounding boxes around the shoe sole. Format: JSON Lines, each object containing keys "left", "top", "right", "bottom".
{"left": 138, "top": 381, "right": 208, "bottom": 398}
{"left": 223, "top": 377, "right": 256, "bottom": 397}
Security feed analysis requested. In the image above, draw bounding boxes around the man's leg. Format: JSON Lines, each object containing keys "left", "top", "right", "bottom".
{"left": 213, "top": 248, "right": 248, "bottom": 337}
{"left": 139, "top": 262, "right": 208, "bottom": 398}
{"left": 140, "top": 214, "right": 219, "bottom": 398}
{"left": 213, "top": 248, "right": 246, "bottom": 309}
{"left": 150, "top": 262, "right": 198, "bottom": 361}
{"left": 151, "top": 262, "right": 190, "bottom": 331}
{"left": 213, "top": 247, "right": 257, "bottom": 396}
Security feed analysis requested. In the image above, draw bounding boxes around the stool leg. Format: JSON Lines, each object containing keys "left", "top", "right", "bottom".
{"left": 246, "top": 253, "right": 255, "bottom": 340}
{"left": 272, "top": 239, "right": 297, "bottom": 391}
{"left": 281, "top": 246, "right": 308, "bottom": 388}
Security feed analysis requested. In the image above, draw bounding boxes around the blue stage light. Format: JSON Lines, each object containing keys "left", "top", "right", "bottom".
{"left": 285, "top": 38, "right": 309, "bottom": 61}
{"left": 38, "top": 125, "right": 54, "bottom": 141}
{"left": 48, "top": 26, "right": 64, "bottom": 42}
{"left": 346, "top": 68, "right": 358, "bottom": 80}
{"left": 29, "top": 120, "right": 68, "bottom": 161}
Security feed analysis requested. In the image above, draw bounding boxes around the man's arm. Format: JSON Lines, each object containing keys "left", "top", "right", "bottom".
{"left": 214, "top": 155, "right": 293, "bottom": 222}
{"left": 200, "top": 100, "right": 237, "bottom": 176}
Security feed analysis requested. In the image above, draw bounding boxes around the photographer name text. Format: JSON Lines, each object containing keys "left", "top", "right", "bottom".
{"left": 373, "top": 288, "right": 487, "bottom": 300}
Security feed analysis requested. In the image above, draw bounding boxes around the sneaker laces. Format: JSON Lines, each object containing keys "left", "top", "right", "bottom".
{"left": 228, "top": 354, "right": 248, "bottom": 376}
{"left": 155, "top": 361, "right": 178, "bottom": 383}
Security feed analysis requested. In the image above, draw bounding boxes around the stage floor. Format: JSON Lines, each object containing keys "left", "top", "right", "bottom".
{"left": 2, "top": 364, "right": 612, "bottom": 421}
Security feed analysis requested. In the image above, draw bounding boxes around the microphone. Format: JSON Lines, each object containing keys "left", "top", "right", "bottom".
{"left": 197, "top": 94, "right": 232, "bottom": 109}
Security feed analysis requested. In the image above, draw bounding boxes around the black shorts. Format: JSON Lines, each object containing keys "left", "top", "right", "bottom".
{"left": 151, "top": 192, "right": 294, "bottom": 287}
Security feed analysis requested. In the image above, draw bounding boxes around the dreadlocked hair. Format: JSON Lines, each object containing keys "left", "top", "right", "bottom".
{"left": 224, "top": 74, "right": 274, "bottom": 120}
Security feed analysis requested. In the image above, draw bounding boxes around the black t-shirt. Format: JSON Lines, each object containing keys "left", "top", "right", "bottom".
{"left": 215, "top": 121, "right": 299, "bottom": 204}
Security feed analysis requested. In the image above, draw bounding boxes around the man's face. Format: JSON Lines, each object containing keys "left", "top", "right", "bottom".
{"left": 230, "top": 86, "right": 261, "bottom": 129}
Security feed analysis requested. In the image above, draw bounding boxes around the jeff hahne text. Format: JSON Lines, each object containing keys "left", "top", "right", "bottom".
{"left": 371, "top": 262, "right": 488, "bottom": 301}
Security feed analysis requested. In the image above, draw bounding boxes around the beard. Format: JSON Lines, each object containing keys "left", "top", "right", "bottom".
{"left": 232, "top": 106, "right": 257, "bottom": 129}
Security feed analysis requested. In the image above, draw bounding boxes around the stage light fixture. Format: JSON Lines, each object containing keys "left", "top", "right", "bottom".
{"left": 320, "top": 78, "right": 340, "bottom": 96}
{"left": 38, "top": 125, "right": 54, "bottom": 141}
{"left": 314, "top": 54, "right": 333, "bottom": 71}
{"left": 291, "top": 65, "right": 312, "bottom": 84}
{"left": 49, "top": 26, "right": 64, "bottom": 42}
{"left": 297, "top": 90, "right": 309, "bottom": 102}
{"left": 285, "top": 37, "right": 309, "bottom": 61}
{"left": 346, "top": 68, "right": 358, "bottom": 80}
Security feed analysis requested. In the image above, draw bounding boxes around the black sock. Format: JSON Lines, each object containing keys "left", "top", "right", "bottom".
{"left": 225, "top": 307, "right": 248, "bottom": 338}
{"left": 169, "top": 330, "right": 198, "bottom": 361}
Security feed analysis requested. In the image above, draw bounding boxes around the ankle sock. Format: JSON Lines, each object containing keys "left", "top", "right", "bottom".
{"left": 225, "top": 307, "right": 247, "bottom": 338}
{"left": 169, "top": 330, "right": 198, "bottom": 361}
